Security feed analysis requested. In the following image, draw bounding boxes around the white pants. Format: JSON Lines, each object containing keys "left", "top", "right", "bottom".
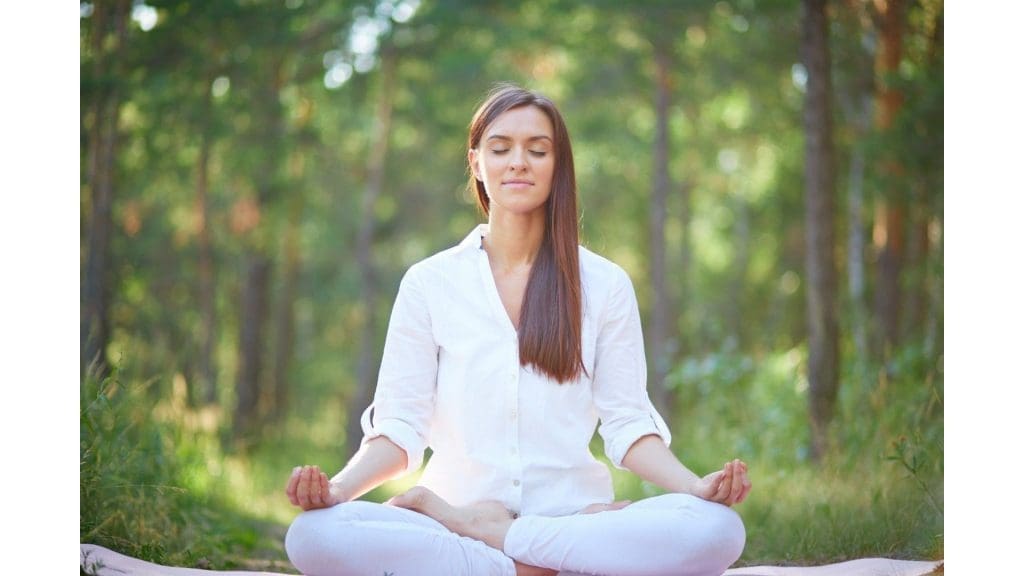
{"left": 285, "top": 493, "right": 745, "bottom": 576}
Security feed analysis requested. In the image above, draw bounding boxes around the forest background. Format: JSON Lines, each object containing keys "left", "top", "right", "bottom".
{"left": 72, "top": 0, "right": 950, "bottom": 572}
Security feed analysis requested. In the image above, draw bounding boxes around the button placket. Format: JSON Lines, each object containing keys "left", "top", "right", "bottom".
{"left": 509, "top": 350, "right": 523, "bottom": 503}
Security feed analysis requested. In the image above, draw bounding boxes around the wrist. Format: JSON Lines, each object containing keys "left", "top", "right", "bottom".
{"left": 671, "top": 478, "right": 699, "bottom": 497}
{"left": 329, "top": 479, "right": 352, "bottom": 503}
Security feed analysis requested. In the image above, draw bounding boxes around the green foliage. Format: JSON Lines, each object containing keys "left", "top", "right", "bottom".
{"left": 612, "top": 344, "right": 944, "bottom": 565}
{"left": 80, "top": 365, "right": 293, "bottom": 571}
{"left": 667, "top": 347, "right": 810, "bottom": 467}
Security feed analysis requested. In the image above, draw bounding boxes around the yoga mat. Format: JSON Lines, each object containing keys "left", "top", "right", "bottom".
{"left": 80, "top": 543, "right": 942, "bottom": 576}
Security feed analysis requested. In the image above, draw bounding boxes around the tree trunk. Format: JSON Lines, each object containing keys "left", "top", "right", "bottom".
{"left": 81, "top": 0, "right": 130, "bottom": 379}
{"left": 234, "top": 253, "right": 272, "bottom": 440}
{"left": 801, "top": 0, "right": 840, "bottom": 461}
{"left": 836, "top": 4, "right": 875, "bottom": 388}
{"left": 905, "top": 9, "right": 943, "bottom": 350}
{"left": 345, "top": 50, "right": 399, "bottom": 458}
{"left": 270, "top": 152, "right": 306, "bottom": 422}
{"left": 233, "top": 61, "right": 286, "bottom": 443}
{"left": 677, "top": 177, "right": 694, "bottom": 355}
{"left": 846, "top": 113, "right": 870, "bottom": 376}
{"left": 871, "top": 0, "right": 907, "bottom": 360}
{"left": 196, "top": 76, "right": 218, "bottom": 405}
{"left": 923, "top": 11, "right": 943, "bottom": 358}
{"left": 648, "top": 43, "right": 674, "bottom": 420}
{"left": 903, "top": 181, "right": 929, "bottom": 344}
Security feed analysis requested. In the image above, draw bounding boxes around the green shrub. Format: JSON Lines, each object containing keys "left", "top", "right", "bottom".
{"left": 653, "top": 343, "right": 943, "bottom": 564}
{"left": 79, "top": 365, "right": 288, "bottom": 570}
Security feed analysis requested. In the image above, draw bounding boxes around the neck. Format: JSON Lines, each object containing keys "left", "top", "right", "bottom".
{"left": 483, "top": 208, "right": 546, "bottom": 273}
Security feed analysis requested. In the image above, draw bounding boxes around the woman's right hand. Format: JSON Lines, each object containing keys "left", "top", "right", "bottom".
{"left": 286, "top": 465, "right": 340, "bottom": 511}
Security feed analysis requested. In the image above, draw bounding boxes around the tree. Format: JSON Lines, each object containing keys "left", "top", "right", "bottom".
{"left": 871, "top": 0, "right": 908, "bottom": 359}
{"left": 648, "top": 25, "right": 677, "bottom": 419}
{"left": 834, "top": 0, "right": 876, "bottom": 386}
{"left": 82, "top": 0, "right": 131, "bottom": 378}
{"left": 801, "top": 0, "right": 840, "bottom": 460}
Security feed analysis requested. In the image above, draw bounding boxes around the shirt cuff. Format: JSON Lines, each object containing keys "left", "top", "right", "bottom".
{"left": 359, "top": 403, "right": 426, "bottom": 475}
{"left": 604, "top": 408, "right": 673, "bottom": 470}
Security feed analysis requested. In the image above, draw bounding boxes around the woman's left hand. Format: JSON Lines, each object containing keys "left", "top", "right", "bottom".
{"left": 693, "top": 459, "right": 751, "bottom": 506}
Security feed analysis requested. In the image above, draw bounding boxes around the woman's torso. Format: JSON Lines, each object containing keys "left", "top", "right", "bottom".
{"left": 413, "top": 226, "right": 622, "bottom": 517}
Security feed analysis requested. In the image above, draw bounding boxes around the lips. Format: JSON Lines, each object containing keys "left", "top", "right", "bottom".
{"left": 502, "top": 180, "right": 533, "bottom": 186}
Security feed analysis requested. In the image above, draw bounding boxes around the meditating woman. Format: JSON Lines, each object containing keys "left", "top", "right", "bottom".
{"left": 283, "top": 83, "right": 751, "bottom": 576}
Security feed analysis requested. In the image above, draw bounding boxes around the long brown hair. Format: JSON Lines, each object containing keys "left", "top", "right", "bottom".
{"left": 467, "top": 83, "right": 586, "bottom": 384}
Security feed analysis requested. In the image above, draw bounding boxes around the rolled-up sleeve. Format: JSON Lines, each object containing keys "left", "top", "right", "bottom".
{"left": 593, "top": 266, "right": 672, "bottom": 470}
{"left": 360, "top": 264, "right": 437, "bottom": 476}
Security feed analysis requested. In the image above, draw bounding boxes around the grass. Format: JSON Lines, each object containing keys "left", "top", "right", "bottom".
{"left": 81, "top": 344, "right": 943, "bottom": 571}
{"left": 605, "top": 443, "right": 942, "bottom": 567}
{"left": 80, "top": 368, "right": 293, "bottom": 572}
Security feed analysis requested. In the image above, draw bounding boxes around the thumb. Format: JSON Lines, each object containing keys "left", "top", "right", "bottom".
{"left": 702, "top": 471, "right": 724, "bottom": 496}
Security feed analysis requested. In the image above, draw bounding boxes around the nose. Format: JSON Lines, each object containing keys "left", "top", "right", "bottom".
{"left": 509, "top": 149, "right": 527, "bottom": 171}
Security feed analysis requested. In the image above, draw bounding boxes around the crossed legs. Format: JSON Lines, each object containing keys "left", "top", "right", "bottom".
{"left": 286, "top": 489, "right": 745, "bottom": 576}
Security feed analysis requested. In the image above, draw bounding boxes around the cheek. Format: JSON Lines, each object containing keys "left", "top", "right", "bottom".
{"left": 540, "top": 161, "right": 556, "bottom": 183}
{"left": 482, "top": 157, "right": 503, "bottom": 177}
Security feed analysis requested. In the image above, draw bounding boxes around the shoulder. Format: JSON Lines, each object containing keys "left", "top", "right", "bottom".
{"left": 578, "top": 245, "right": 633, "bottom": 292}
{"left": 400, "top": 237, "right": 476, "bottom": 288}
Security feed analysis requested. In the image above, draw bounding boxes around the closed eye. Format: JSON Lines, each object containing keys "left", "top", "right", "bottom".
{"left": 489, "top": 149, "right": 548, "bottom": 157}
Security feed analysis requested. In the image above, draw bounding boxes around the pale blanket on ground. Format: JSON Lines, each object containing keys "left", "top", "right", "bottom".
{"left": 80, "top": 544, "right": 942, "bottom": 576}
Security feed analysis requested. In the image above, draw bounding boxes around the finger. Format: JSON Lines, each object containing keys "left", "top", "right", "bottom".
{"left": 737, "top": 477, "right": 753, "bottom": 504}
{"left": 297, "top": 466, "right": 313, "bottom": 508}
{"left": 388, "top": 489, "right": 419, "bottom": 509}
{"left": 714, "top": 463, "right": 732, "bottom": 502}
{"left": 599, "top": 500, "right": 631, "bottom": 512}
{"left": 320, "top": 472, "right": 334, "bottom": 505}
{"left": 737, "top": 461, "right": 751, "bottom": 502}
{"left": 703, "top": 470, "right": 723, "bottom": 500}
{"left": 578, "top": 503, "right": 607, "bottom": 514}
{"left": 729, "top": 459, "right": 744, "bottom": 504}
{"left": 309, "top": 466, "right": 324, "bottom": 507}
{"left": 286, "top": 466, "right": 301, "bottom": 505}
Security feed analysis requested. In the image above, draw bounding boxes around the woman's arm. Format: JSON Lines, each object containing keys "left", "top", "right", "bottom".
{"left": 288, "top": 265, "right": 439, "bottom": 511}
{"left": 329, "top": 435, "right": 409, "bottom": 502}
{"left": 286, "top": 436, "right": 408, "bottom": 510}
{"left": 621, "top": 434, "right": 751, "bottom": 506}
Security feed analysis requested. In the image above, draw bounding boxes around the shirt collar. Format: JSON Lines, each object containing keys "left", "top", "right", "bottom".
{"left": 454, "top": 223, "right": 489, "bottom": 254}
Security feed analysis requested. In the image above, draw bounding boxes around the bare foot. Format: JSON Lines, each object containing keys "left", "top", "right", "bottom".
{"left": 578, "top": 500, "right": 632, "bottom": 514}
{"left": 388, "top": 486, "right": 515, "bottom": 550}
{"left": 514, "top": 560, "right": 558, "bottom": 576}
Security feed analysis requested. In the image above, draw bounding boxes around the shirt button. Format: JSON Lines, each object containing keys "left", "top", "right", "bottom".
{"left": 511, "top": 409, "right": 518, "bottom": 419}
{"left": 513, "top": 479, "right": 521, "bottom": 487}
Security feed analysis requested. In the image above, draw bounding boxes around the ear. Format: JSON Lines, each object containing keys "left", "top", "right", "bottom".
{"left": 468, "top": 148, "right": 482, "bottom": 181}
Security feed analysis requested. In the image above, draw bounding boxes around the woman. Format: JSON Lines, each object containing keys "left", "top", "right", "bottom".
{"left": 284, "top": 84, "right": 751, "bottom": 576}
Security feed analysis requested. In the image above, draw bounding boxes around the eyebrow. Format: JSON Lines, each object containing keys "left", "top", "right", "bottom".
{"left": 485, "top": 134, "right": 553, "bottom": 144}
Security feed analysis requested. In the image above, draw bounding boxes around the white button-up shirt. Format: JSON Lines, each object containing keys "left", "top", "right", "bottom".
{"left": 360, "top": 224, "right": 671, "bottom": 517}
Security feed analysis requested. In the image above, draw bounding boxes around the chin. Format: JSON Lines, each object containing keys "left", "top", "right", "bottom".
{"left": 493, "top": 199, "right": 549, "bottom": 216}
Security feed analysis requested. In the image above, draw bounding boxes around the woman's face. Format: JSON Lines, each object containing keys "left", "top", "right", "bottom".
{"left": 470, "top": 105, "right": 555, "bottom": 217}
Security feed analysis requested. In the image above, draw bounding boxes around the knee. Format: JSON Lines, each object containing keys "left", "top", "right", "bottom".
{"left": 714, "top": 506, "right": 746, "bottom": 564}
{"left": 694, "top": 504, "right": 746, "bottom": 574}
{"left": 284, "top": 509, "right": 335, "bottom": 575}
{"left": 656, "top": 496, "right": 745, "bottom": 576}
{"left": 285, "top": 502, "right": 385, "bottom": 575}
{"left": 284, "top": 511, "right": 316, "bottom": 574}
